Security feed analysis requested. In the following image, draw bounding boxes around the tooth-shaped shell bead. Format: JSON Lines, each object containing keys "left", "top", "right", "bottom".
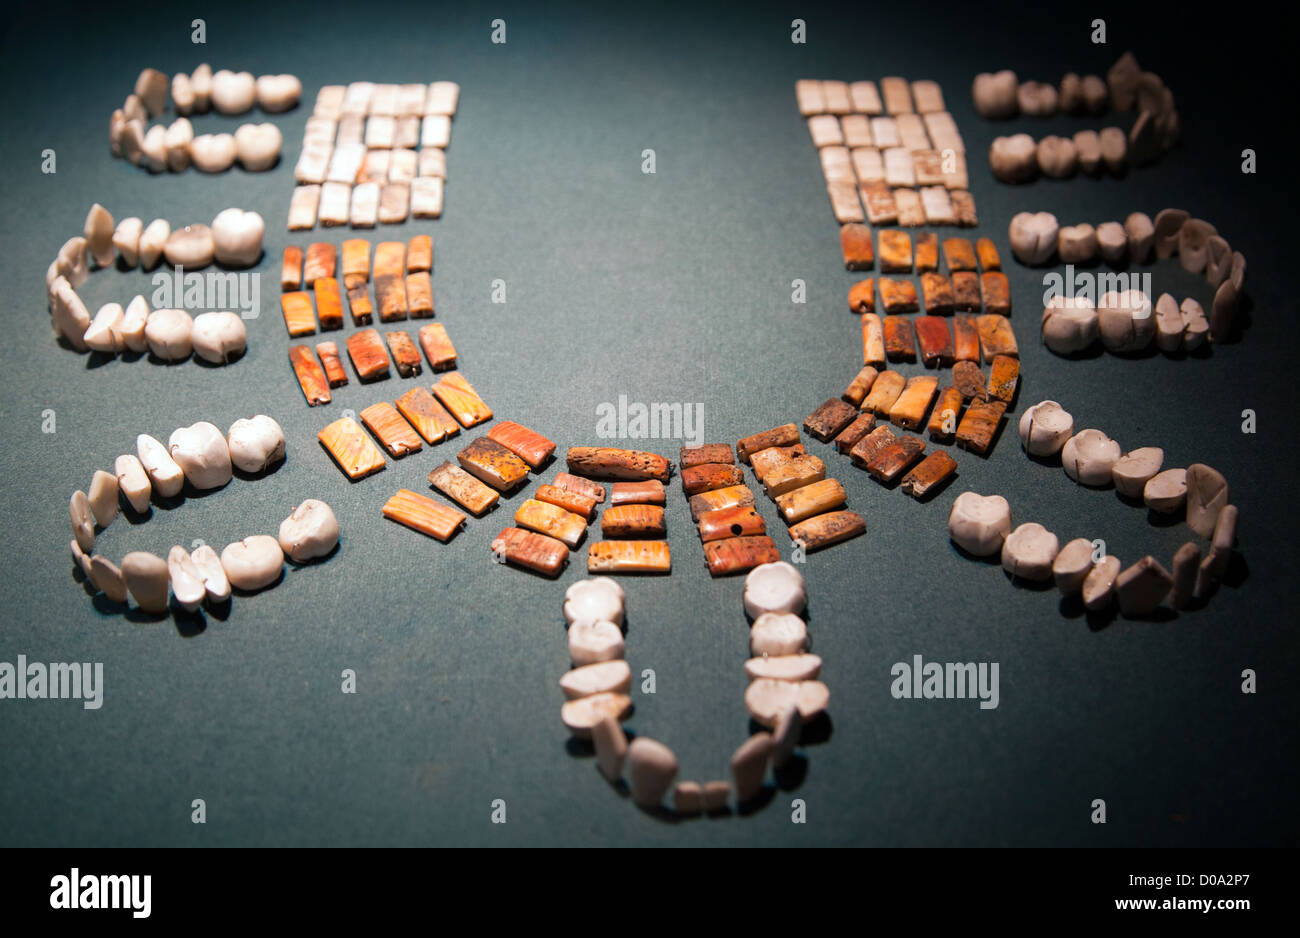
{"left": 191, "top": 311, "right": 247, "bottom": 364}
{"left": 564, "top": 578, "right": 625, "bottom": 628}
{"left": 121, "top": 551, "right": 170, "bottom": 613}
{"left": 947, "top": 491, "right": 1011, "bottom": 556}
{"left": 560, "top": 692, "right": 632, "bottom": 739}
{"left": 567, "top": 619, "right": 625, "bottom": 665}
{"left": 730, "top": 732, "right": 773, "bottom": 803}
{"left": 69, "top": 490, "right": 95, "bottom": 552}
{"left": 1052, "top": 538, "right": 1095, "bottom": 594}
{"left": 86, "top": 470, "right": 119, "bottom": 527}
{"left": 1018, "top": 400, "right": 1075, "bottom": 456}
{"left": 120, "top": 295, "right": 149, "bottom": 352}
{"left": 277, "top": 499, "right": 339, "bottom": 563}
{"left": 1061, "top": 429, "right": 1122, "bottom": 486}
{"left": 750, "top": 613, "right": 808, "bottom": 657}
{"left": 84, "top": 303, "right": 126, "bottom": 354}
{"left": 742, "top": 561, "right": 807, "bottom": 619}
{"left": 226, "top": 415, "right": 285, "bottom": 473}
{"left": 144, "top": 308, "right": 193, "bottom": 361}
{"left": 83, "top": 203, "right": 115, "bottom": 267}
{"left": 139, "top": 219, "right": 170, "bottom": 270}
{"left": 112, "top": 217, "right": 143, "bottom": 267}
{"left": 744, "top": 679, "right": 830, "bottom": 727}
{"left": 1112, "top": 447, "right": 1164, "bottom": 497}
{"left": 559, "top": 660, "right": 632, "bottom": 700}
{"left": 189, "top": 545, "right": 231, "bottom": 603}
{"left": 219, "top": 535, "right": 284, "bottom": 591}
{"left": 136, "top": 433, "right": 184, "bottom": 497}
{"left": 743, "top": 654, "right": 823, "bottom": 682}
{"left": 114, "top": 454, "right": 152, "bottom": 513}
{"left": 89, "top": 555, "right": 128, "bottom": 603}
{"left": 169, "top": 421, "right": 232, "bottom": 490}
{"left": 626, "top": 737, "right": 679, "bottom": 807}
{"left": 1001, "top": 522, "right": 1060, "bottom": 581}
{"left": 166, "top": 546, "right": 206, "bottom": 612}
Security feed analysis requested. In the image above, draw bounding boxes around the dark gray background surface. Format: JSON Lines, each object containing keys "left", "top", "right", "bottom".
{"left": 1, "top": 0, "right": 1295, "bottom": 846}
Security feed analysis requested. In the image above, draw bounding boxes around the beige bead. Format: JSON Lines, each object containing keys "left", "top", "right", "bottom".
{"left": 1124, "top": 212, "right": 1155, "bottom": 262}
{"left": 121, "top": 550, "right": 170, "bottom": 613}
{"left": 1170, "top": 542, "right": 1201, "bottom": 610}
{"left": 1096, "top": 221, "right": 1128, "bottom": 264}
{"left": 742, "top": 561, "right": 806, "bottom": 619}
{"left": 163, "top": 224, "right": 215, "bottom": 269}
{"left": 234, "top": 123, "right": 283, "bottom": 172}
{"left": 1112, "top": 447, "right": 1164, "bottom": 498}
{"left": 1018, "top": 400, "right": 1075, "bottom": 456}
{"left": 1097, "top": 289, "right": 1154, "bottom": 353}
{"left": 559, "top": 660, "right": 632, "bottom": 700}
{"left": 750, "top": 613, "right": 808, "bottom": 657}
{"left": 771, "top": 704, "right": 803, "bottom": 768}
{"left": 1041, "top": 296, "right": 1098, "bottom": 355}
{"left": 139, "top": 219, "right": 170, "bottom": 271}
{"left": 1061, "top": 429, "right": 1121, "bottom": 486}
{"left": 169, "top": 421, "right": 232, "bottom": 490}
{"left": 167, "top": 546, "right": 206, "bottom": 612}
{"left": 1008, "top": 211, "right": 1058, "bottom": 265}
{"left": 69, "top": 490, "right": 94, "bottom": 552}
{"left": 1057, "top": 223, "right": 1096, "bottom": 263}
{"left": 120, "top": 295, "right": 149, "bottom": 353}
{"left": 83, "top": 203, "right": 115, "bottom": 268}
{"left": 189, "top": 133, "right": 237, "bottom": 173}
{"left": 1144, "top": 468, "right": 1187, "bottom": 514}
{"left": 89, "top": 555, "right": 128, "bottom": 603}
{"left": 1073, "top": 129, "right": 1102, "bottom": 173}
{"left": 70, "top": 539, "right": 93, "bottom": 579}
{"left": 560, "top": 692, "right": 631, "bottom": 739}
{"left": 144, "top": 309, "right": 193, "bottom": 361}
{"left": 591, "top": 714, "right": 628, "bottom": 783}
{"left": 84, "top": 303, "right": 125, "bottom": 354}
{"left": 210, "top": 208, "right": 265, "bottom": 268}
{"left": 1185, "top": 464, "right": 1229, "bottom": 537}
{"left": 211, "top": 69, "right": 255, "bottom": 114}
{"left": 627, "top": 737, "right": 678, "bottom": 808}
{"left": 702, "top": 780, "right": 731, "bottom": 813}
{"left": 564, "top": 578, "right": 625, "bottom": 628}
{"left": 190, "top": 544, "right": 231, "bottom": 604}
{"left": 673, "top": 782, "right": 703, "bottom": 815}
{"left": 1154, "top": 293, "right": 1184, "bottom": 353}
{"left": 1115, "top": 556, "right": 1172, "bottom": 617}
{"left": 744, "top": 679, "right": 829, "bottom": 728}
{"left": 219, "top": 535, "right": 284, "bottom": 591}
{"left": 227, "top": 415, "right": 285, "bottom": 473}
{"left": 191, "top": 312, "right": 247, "bottom": 364}
{"left": 743, "top": 654, "right": 823, "bottom": 683}
{"left": 971, "top": 70, "right": 1018, "bottom": 118}
{"left": 114, "top": 454, "right": 152, "bottom": 513}
{"left": 1052, "top": 538, "right": 1095, "bottom": 594}
{"left": 948, "top": 491, "right": 1011, "bottom": 556}
{"left": 87, "top": 470, "right": 119, "bottom": 528}
{"left": 1001, "top": 522, "right": 1059, "bottom": 581}
{"left": 989, "top": 134, "right": 1038, "bottom": 183}
{"left": 1036, "top": 135, "right": 1077, "bottom": 178}
{"left": 567, "top": 620, "right": 625, "bottom": 666}
{"left": 730, "top": 733, "right": 773, "bottom": 804}
{"left": 1082, "top": 555, "right": 1121, "bottom": 610}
